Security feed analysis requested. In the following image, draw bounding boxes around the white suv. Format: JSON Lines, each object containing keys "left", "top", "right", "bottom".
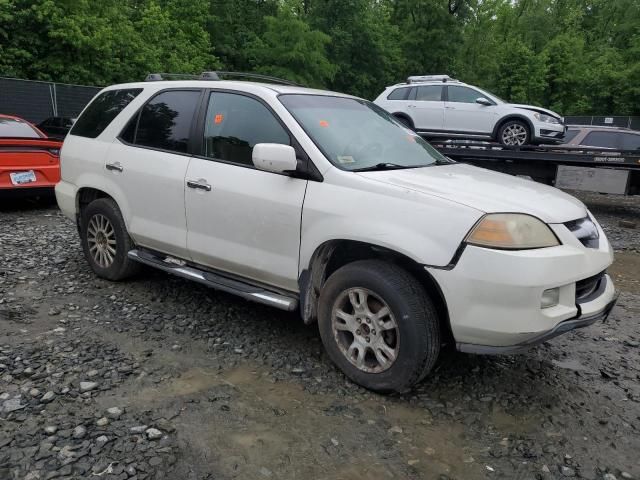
{"left": 56, "top": 73, "right": 616, "bottom": 392}
{"left": 374, "top": 75, "right": 566, "bottom": 146}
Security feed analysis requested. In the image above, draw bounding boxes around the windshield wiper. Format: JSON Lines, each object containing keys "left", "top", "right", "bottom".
{"left": 351, "top": 162, "right": 423, "bottom": 172}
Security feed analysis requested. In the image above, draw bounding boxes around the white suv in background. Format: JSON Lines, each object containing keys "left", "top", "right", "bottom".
{"left": 56, "top": 72, "right": 616, "bottom": 393}
{"left": 374, "top": 75, "right": 566, "bottom": 146}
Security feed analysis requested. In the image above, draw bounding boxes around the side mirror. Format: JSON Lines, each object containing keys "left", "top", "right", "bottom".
{"left": 252, "top": 143, "right": 298, "bottom": 174}
{"left": 475, "top": 97, "right": 493, "bottom": 106}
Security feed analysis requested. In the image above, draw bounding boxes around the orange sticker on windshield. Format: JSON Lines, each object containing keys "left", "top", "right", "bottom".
{"left": 214, "top": 114, "right": 224, "bottom": 124}
{"left": 319, "top": 120, "right": 329, "bottom": 127}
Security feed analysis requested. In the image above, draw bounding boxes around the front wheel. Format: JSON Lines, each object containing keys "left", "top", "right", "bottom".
{"left": 498, "top": 120, "right": 530, "bottom": 146}
{"left": 318, "top": 260, "right": 440, "bottom": 393}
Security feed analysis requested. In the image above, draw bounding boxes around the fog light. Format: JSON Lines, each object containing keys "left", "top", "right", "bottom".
{"left": 541, "top": 288, "right": 560, "bottom": 309}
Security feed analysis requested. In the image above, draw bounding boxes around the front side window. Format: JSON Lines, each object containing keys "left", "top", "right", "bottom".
{"left": 134, "top": 90, "right": 201, "bottom": 153}
{"left": 71, "top": 89, "right": 142, "bottom": 138}
{"left": 415, "top": 85, "right": 443, "bottom": 101}
{"left": 279, "top": 94, "right": 450, "bottom": 171}
{"left": 0, "top": 117, "right": 42, "bottom": 138}
{"left": 581, "top": 131, "right": 620, "bottom": 149}
{"left": 447, "top": 86, "right": 484, "bottom": 104}
{"left": 203, "top": 92, "right": 290, "bottom": 166}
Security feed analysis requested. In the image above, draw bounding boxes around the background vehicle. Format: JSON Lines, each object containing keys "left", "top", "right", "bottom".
{"left": 374, "top": 75, "right": 566, "bottom": 146}
{"left": 0, "top": 114, "right": 62, "bottom": 197}
{"left": 56, "top": 72, "right": 615, "bottom": 393}
{"left": 37, "top": 116, "right": 76, "bottom": 139}
{"left": 561, "top": 125, "right": 640, "bottom": 150}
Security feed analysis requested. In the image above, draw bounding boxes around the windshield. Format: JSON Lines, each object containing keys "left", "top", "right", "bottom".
{"left": 0, "top": 117, "right": 42, "bottom": 138}
{"left": 279, "top": 94, "right": 451, "bottom": 171}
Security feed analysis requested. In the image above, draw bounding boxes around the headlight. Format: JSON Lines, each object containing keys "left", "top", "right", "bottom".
{"left": 466, "top": 214, "right": 560, "bottom": 249}
{"left": 533, "top": 112, "right": 560, "bottom": 124}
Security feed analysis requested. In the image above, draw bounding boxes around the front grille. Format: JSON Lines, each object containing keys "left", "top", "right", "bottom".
{"left": 576, "top": 270, "right": 605, "bottom": 302}
{"left": 565, "top": 217, "right": 599, "bottom": 248}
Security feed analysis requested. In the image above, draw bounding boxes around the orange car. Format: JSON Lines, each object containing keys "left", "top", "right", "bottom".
{"left": 0, "top": 114, "right": 63, "bottom": 197}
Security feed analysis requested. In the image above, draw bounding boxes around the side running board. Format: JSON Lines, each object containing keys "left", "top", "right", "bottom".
{"left": 127, "top": 249, "right": 298, "bottom": 312}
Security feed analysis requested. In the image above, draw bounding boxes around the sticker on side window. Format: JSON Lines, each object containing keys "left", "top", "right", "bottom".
{"left": 337, "top": 155, "right": 355, "bottom": 164}
{"left": 214, "top": 114, "right": 224, "bottom": 124}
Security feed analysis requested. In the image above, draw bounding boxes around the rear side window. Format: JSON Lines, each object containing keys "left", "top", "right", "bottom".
{"left": 415, "top": 85, "right": 443, "bottom": 101}
{"left": 0, "top": 117, "right": 41, "bottom": 138}
{"left": 203, "top": 92, "right": 290, "bottom": 166}
{"left": 70, "top": 89, "right": 142, "bottom": 138}
{"left": 128, "top": 90, "right": 201, "bottom": 154}
{"left": 581, "top": 131, "right": 620, "bottom": 149}
{"left": 387, "top": 87, "right": 411, "bottom": 100}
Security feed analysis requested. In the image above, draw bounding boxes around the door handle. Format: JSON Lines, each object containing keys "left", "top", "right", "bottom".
{"left": 407, "top": 104, "right": 417, "bottom": 108}
{"left": 106, "top": 162, "right": 123, "bottom": 172}
{"left": 187, "top": 179, "right": 212, "bottom": 192}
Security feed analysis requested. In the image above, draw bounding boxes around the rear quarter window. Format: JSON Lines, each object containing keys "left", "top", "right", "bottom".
{"left": 70, "top": 88, "right": 142, "bottom": 138}
{"left": 387, "top": 87, "right": 411, "bottom": 100}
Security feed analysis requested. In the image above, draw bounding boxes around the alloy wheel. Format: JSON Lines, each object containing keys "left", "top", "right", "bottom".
{"left": 87, "top": 214, "right": 116, "bottom": 268}
{"left": 331, "top": 287, "right": 400, "bottom": 373}
{"left": 501, "top": 124, "right": 528, "bottom": 146}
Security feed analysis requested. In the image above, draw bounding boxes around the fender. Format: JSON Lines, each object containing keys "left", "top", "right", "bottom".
{"left": 492, "top": 114, "right": 536, "bottom": 139}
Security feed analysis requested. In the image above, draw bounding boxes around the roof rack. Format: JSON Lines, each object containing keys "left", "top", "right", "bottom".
{"left": 144, "top": 71, "right": 301, "bottom": 86}
{"left": 406, "top": 74, "right": 458, "bottom": 84}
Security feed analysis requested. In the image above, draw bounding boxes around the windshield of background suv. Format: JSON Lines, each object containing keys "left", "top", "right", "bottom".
{"left": 279, "top": 94, "right": 451, "bottom": 171}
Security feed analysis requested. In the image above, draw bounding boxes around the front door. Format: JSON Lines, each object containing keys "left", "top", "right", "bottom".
{"left": 443, "top": 85, "right": 497, "bottom": 134}
{"left": 185, "top": 91, "right": 307, "bottom": 291}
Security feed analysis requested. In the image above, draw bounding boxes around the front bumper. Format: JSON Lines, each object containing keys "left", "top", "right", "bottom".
{"left": 533, "top": 122, "right": 566, "bottom": 143}
{"left": 428, "top": 216, "right": 616, "bottom": 352}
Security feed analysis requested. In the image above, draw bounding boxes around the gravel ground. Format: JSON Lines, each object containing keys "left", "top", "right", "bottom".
{"left": 0, "top": 192, "right": 638, "bottom": 480}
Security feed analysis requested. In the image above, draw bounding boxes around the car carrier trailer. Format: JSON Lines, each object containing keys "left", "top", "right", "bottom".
{"left": 430, "top": 141, "right": 640, "bottom": 196}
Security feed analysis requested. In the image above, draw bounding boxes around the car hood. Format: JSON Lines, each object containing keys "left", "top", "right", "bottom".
{"left": 508, "top": 103, "right": 563, "bottom": 120}
{"left": 357, "top": 163, "right": 586, "bottom": 223}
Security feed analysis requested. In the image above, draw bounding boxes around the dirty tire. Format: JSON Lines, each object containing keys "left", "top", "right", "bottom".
{"left": 80, "top": 198, "right": 140, "bottom": 281}
{"left": 318, "top": 260, "right": 440, "bottom": 393}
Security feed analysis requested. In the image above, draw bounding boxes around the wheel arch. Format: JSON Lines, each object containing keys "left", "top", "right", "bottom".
{"left": 298, "top": 239, "right": 454, "bottom": 345}
{"left": 493, "top": 115, "right": 535, "bottom": 141}
{"left": 391, "top": 112, "right": 415, "bottom": 130}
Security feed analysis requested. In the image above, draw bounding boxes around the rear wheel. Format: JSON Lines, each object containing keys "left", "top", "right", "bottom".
{"left": 498, "top": 120, "right": 530, "bottom": 146}
{"left": 318, "top": 260, "right": 440, "bottom": 393}
{"left": 80, "top": 198, "right": 140, "bottom": 281}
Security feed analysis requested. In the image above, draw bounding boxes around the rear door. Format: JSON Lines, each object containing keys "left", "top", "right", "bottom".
{"left": 184, "top": 90, "right": 307, "bottom": 291}
{"left": 443, "top": 85, "right": 498, "bottom": 134}
{"left": 409, "top": 85, "right": 445, "bottom": 131}
{"left": 106, "top": 89, "right": 202, "bottom": 258}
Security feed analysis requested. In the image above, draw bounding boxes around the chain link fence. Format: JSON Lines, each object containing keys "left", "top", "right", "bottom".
{"left": 0, "top": 77, "right": 101, "bottom": 124}
{"left": 565, "top": 115, "right": 640, "bottom": 130}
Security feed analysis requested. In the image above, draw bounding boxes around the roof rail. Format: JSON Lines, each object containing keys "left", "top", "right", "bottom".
{"left": 406, "top": 74, "right": 457, "bottom": 84}
{"left": 144, "top": 71, "right": 300, "bottom": 86}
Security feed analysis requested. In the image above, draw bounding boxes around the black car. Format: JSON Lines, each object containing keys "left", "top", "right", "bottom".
{"left": 36, "top": 117, "right": 76, "bottom": 139}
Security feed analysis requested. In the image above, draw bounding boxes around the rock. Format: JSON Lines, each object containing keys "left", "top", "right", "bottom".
{"left": 106, "top": 406, "right": 123, "bottom": 419}
{"left": 619, "top": 220, "right": 637, "bottom": 229}
{"left": 260, "top": 467, "right": 273, "bottom": 477}
{"left": 96, "top": 417, "right": 109, "bottom": 427}
{"left": 41, "top": 391, "right": 55, "bottom": 403}
{"left": 29, "top": 388, "right": 40, "bottom": 397}
{"left": 72, "top": 425, "right": 87, "bottom": 439}
{"left": 603, "top": 474, "right": 617, "bottom": 480}
{"left": 44, "top": 426, "right": 58, "bottom": 434}
{"left": 2, "top": 397, "right": 25, "bottom": 413}
{"left": 130, "top": 425, "right": 148, "bottom": 434}
{"left": 86, "top": 369, "right": 99, "bottom": 377}
{"left": 79, "top": 381, "right": 98, "bottom": 392}
{"left": 560, "top": 466, "right": 575, "bottom": 477}
{"left": 149, "top": 456, "right": 162, "bottom": 467}
{"left": 96, "top": 435, "right": 109, "bottom": 444}
{"left": 388, "top": 426, "right": 403, "bottom": 434}
{"left": 621, "top": 473, "right": 633, "bottom": 480}
{"left": 145, "top": 428, "right": 163, "bottom": 440}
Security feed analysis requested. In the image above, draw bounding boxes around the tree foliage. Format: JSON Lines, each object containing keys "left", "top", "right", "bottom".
{"left": 0, "top": 0, "right": 638, "bottom": 114}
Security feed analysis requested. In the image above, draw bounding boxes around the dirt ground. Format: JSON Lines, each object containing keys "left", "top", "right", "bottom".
{"left": 0, "top": 191, "right": 638, "bottom": 480}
